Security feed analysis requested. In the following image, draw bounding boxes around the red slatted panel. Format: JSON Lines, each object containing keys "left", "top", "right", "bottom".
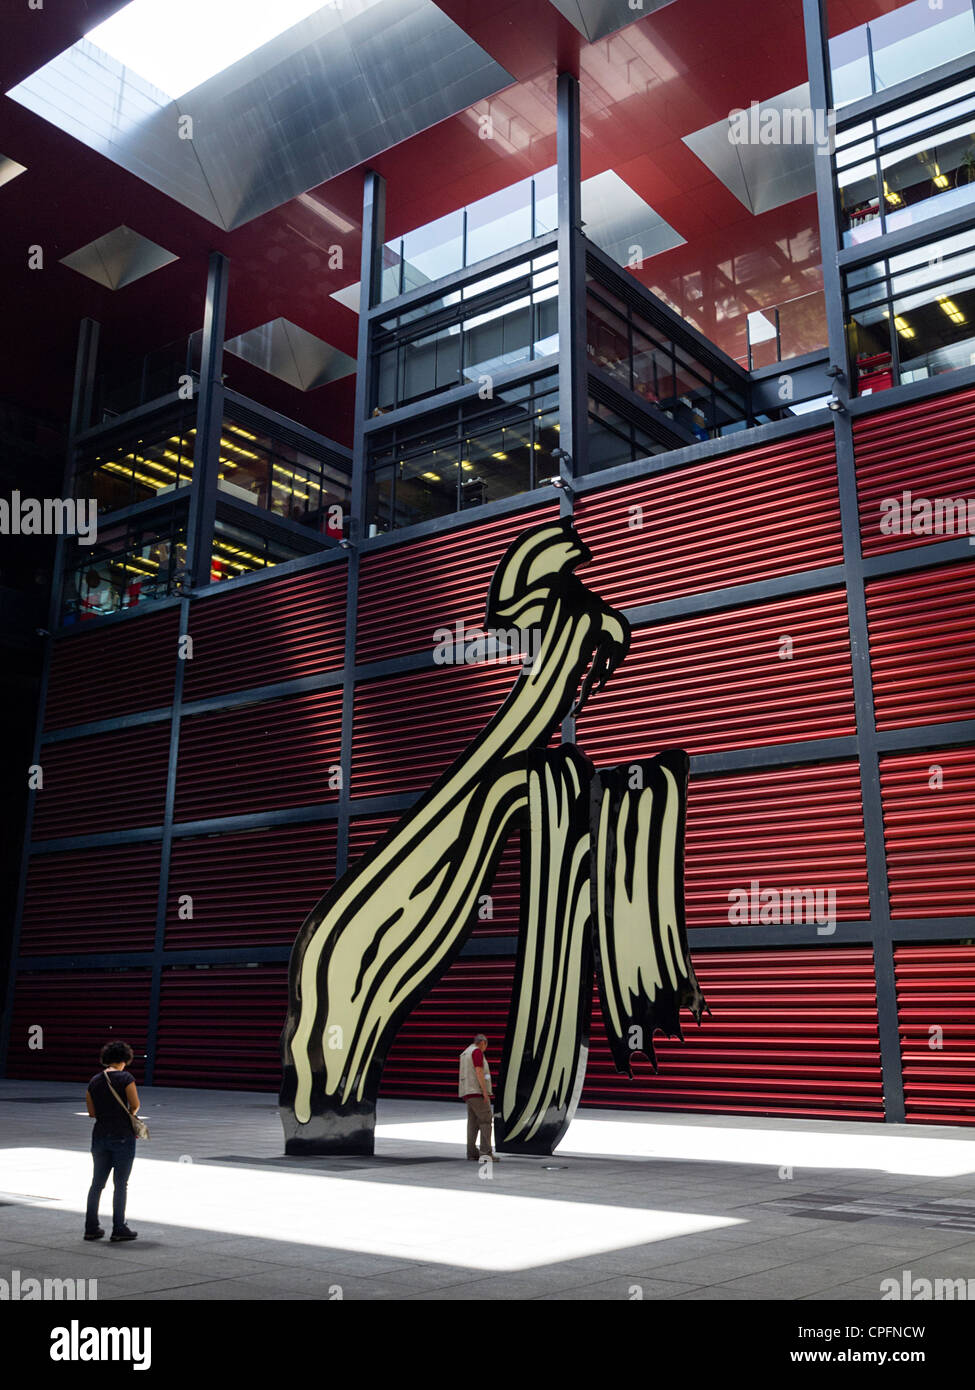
{"left": 381, "top": 958, "right": 515, "bottom": 1097}
{"left": 5, "top": 970, "right": 152, "bottom": 1081}
{"left": 686, "top": 760, "right": 869, "bottom": 927}
{"left": 349, "top": 814, "right": 520, "bottom": 938}
{"left": 44, "top": 609, "right": 179, "bottom": 730}
{"left": 32, "top": 723, "right": 171, "bottom": 840}
{"left": 174, "top": 689, "right": 343, "bottom": 821}
{"left": 879, "top": 746, "right": 975, "bottom": 918}
{"left": 577, "top": 587, "right": 856, "bottom": 759}
{"left": 865, "top": 560, "right": 975, "bottom": 730}
{"left": 574, "top": 429, "right": 841, "bottom": 609}
{"left": 583, "top": 948, "right": 883, "bottom": 1120}
{"left": 165, "top": 822, "right": 337, "bottom": 947}
{"left": 356, "top": 506, "right": 557, "bottom": 664}
{"left": 381, "top": 948, "right": 885, "bottom": 1120}
{"left": 183, "top": 565, "right": 347, "bottom": 701}
{"left": 352, "top": 662, "right": 520, "bottom": 797}
{"left": 895, "top": 945, "right": 975, "bottom": 1125}
{"left": 153, "top": 964, "right": 287, "bottom": 1089}
{"left": 20, "top": 843, "right": 161, "bottom": 954}
{"left": 855, "top": 386, "right": 975, "bottom": 557}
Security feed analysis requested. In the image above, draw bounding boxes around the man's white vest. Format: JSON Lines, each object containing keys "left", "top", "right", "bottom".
{"left": 458, "top": 1042, "right": 491, "bottom": 1098}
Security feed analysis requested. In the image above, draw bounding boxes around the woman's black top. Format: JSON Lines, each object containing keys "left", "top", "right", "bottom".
{"left": 88, "top": 1070, "right": 136, "bottom": 1140}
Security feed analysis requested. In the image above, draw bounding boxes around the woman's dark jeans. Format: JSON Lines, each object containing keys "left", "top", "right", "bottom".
{"left": 86, "top": 1135, "right": 136, "bottom": 1233}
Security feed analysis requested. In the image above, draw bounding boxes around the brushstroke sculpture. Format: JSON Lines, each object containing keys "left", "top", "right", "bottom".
{"left": 280, "top": 517, "right": 707, "bottom": 1155}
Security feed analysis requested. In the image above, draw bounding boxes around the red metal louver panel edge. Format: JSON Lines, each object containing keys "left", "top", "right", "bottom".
{"left": 5, "top": 970, "right": 152, "bottom": 1082}
{"left": 165, "top": 822, "right": 337, "bottom": 948}
{"left": 574, "top": 428, "right": 841, "bottom": 610}
{"left": 879, "top": 746, "right": 975, "bottom": 918}
{"left": 854, "top": 386, "right": 975, "bottom": 557}
{"left": 895, "top": 945, "right": 975, "bottom": 1125}
{"left": 184, "top": 564, "right": 347, "bottom": 702}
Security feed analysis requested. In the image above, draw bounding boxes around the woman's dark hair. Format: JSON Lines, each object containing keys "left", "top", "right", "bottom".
{"left": 99, "top": 1040, "right": 134, "bottom": 1066}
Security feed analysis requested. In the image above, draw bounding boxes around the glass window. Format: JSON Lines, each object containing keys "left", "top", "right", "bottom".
{"left": 61, "top": 509, "right": 187, "bottom": 623}
{"left": 829, "top": 0, "right": 975, "bottom": 107}
{"left": 466, "top": 175, "right": 533, "bottom": 265}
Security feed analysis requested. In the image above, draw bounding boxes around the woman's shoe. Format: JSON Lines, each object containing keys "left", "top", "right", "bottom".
{"left": 110, "top": 1226, "right": 138, "bottom": 1242}
{"left": 83, "top": 1228, "right": 104, "bottom": 1241}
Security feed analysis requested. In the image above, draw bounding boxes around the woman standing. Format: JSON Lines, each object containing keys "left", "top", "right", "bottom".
{"left": 84, "top": 1041, "right": 140, "bottom": 1242}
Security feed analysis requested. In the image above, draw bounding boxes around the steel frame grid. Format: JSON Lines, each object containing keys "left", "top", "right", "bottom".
{"left": 3, "top": 40, "right": 975, "bottom": 1124}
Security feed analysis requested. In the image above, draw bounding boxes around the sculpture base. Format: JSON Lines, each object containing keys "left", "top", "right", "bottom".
{"left": 280, "top": 1105, "right": 375, "bottom": 1156}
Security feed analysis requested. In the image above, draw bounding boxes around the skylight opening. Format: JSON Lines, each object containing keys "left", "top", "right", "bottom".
{"left": 85, "top": 0, "right": 329, "bottom": 98}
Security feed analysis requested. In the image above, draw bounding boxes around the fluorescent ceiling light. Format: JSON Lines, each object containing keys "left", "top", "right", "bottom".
{"left": 85, "top": 0, "right": 327, "bottom": 98}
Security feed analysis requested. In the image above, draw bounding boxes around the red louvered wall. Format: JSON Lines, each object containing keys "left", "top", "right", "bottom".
{"left": 573, "top": 428, "right": 841, "bottom": 608}
{"left": 32, "top": 723, "right": 171, "bottom": 840}
{"left": 381, "top": 948, "right": 885, "bottom": 1121}
{"left": 165, "top": 822, "right": 337, "bottom": 948}
{"left": 686, "top": 760, "right": 869, "bottom": 927}
{"left": 880, "top": 746, "right": 975, "bottom": 918}
{"left": 865, "top": 560, "right": 975, "bottom": 731}
{"left": 352, "top": 661, "right": 521, "bottom": 797}
{"left": 44, "top": 608, "right": 179, "bottom": 730}
{"left": 4, "top": 970, "right": 152, "bottom": 1081}
{"left": 356, "top": 505, "right": 556, "bottom": 664}
{"left": 20, "top": 843, "right": 162, "bottom": 954}
{"left": 174, "top": 689, "right": 343, "bottom": 821}
{"left": 854, "top": 386, "right": 975, "bottom": 557}
{"left": 576, "top": 587, "right": 856, "bottom": 759}
{"left": 895, "top": 945, "right": 975, "bottom": 1125}
{"left": 184, "top": 564, "right": 346, "bottom": 701}
{"left": 349, "top": 814, "right": 520, "bottom": 938}
{"left": 153, "top": 964, "right": 287, "bottom": 1089}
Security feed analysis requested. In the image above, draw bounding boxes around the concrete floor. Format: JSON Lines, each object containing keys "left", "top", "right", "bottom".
{"left": 1, "top": 1079, "right": 974, "bottom": 1301}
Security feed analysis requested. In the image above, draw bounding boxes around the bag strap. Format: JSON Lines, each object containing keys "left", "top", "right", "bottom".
{"left": 102, "top": 1069, "right": 132, "bottom": 1115}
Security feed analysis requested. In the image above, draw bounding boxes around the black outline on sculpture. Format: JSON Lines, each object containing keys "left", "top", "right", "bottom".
{"left": 279, "top": 517, "right": 707, "bottom": 1155}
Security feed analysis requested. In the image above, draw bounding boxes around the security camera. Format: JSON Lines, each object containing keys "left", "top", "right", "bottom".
{"left": 551, "top": 448, "right": 572, "bottom": 463}
{"left": 825, "top": 364, "right": 845, "bottom": 379}
{"left": 828, "top": 395, "right": 844, "bottom": 412}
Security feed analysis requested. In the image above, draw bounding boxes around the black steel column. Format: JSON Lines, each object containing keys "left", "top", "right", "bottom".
{"left": 337, "top": 172, "right": 386, "bottom": 874}
{"left": 185, "top": 252, "right": 229, "bottom": 590}
{"left": 0, "top": 316, "right": 101, "bottom": 1075}
{"left": 557, "top": 70, "right": 588, "bottom": 495}
{"left": 803, "top": 0, "right": 905, "bottom": 1122}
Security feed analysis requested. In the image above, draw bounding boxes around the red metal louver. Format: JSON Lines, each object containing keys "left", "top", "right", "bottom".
{"left": 44, "top": 608, "right": 180, "bottom": 731}
{"left": 880, "top": 746, "right": 975, "bottom": 918}
{"left": 20, "top": 843, "right": 162, "bottom": 954}
{"left": 32, "top": 723, "right": 171, "bottom": 840}
{"left": 577, "top": 587, "right": 857, "bottom": 759}
{"left": 894, "top": 944, "right": 975, "bottom": 1125}
{"left": 5, "top": 970, "right": 152, "bottom": 1082}
{"left": 356, "top": 506, "right": 557, "bottom": 664}
{"left": 174, "top": 688, "right": 343, "bottom": 821}
{"left": 854, "top": 385, "right": 975, "bottom": 557}
{"left": 865, "top": 560, "right": 975, "bottom": 730}
{"left": 574, "top": 428, "right": 841, "bottom": 609}
{"left": 165, "top": 821, "right": 338, "bottom": 948}
{"left": 686, "top": 760, "right": 869, "bottom": 927}
{"left": 183, "top": 564, "right": 347, "bottom": 702}
{"left": 153, "top": 964, "right": 288, "bottom": 1089}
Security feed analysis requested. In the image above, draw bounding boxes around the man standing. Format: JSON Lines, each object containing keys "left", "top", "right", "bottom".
{"left": 459, "top": 1032, "right": 500, "bottom": 1162}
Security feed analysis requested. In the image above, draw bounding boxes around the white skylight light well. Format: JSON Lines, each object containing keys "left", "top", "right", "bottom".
{"left": 85, "top": 0, "right": 329, "bottom": 98}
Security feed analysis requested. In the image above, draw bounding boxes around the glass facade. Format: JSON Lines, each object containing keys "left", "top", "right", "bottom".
{"left": 61, "top": 505, "right": 188, "bottom": 623}
{"left": 373, "top": 250, "right": 559, "bottom": 412}
{"left": 829, "top": 0, "right": 975, "bottom": 108}
{"left": 367, "top": 373, "right": 559, "bottom": 532}
{"left": 381, "top": 169, "right": 557, "bottom": 300}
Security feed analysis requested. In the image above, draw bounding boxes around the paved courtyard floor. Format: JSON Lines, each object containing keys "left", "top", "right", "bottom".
{"left": 1, "top": 1080, "right": 974, "bottom": 1301}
